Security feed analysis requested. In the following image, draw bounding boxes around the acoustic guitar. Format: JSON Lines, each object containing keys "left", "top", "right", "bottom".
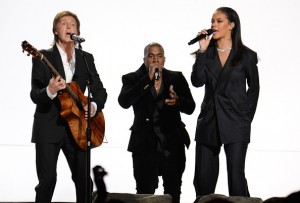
{"left": 22, "top": 40, "right": 105, "bottom": 150}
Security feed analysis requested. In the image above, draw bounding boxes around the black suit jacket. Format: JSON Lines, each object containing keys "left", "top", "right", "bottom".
{"left": 191, "top": 46, "right": 259, "bottom": 146}
{"left": 118, "top": 64, "right": 195, "bottom": 153}
{"left": 30, "top": 44, "right": 107, "bottom": 143}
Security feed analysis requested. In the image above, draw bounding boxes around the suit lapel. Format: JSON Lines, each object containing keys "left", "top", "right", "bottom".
{"left": 52, "top": 45, "right": 66, "bottom": 80}
{"left": 74, "top": 48, "right": 83, "bottom": 81}
{"left": 160, "top": 69, "right": 171, "bottom": 99}
{"left": 211, "top": 54, "right": 222, "bottom": 80}
{"left": 216, "top": 49, "right": 235, "bottom": 88}
{"left": 205, "top": 53, "right": 220, "bottom": 91}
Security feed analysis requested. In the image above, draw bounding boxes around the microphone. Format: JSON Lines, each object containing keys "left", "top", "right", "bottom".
{"left": 154, "top": 68, "right": 160, "bottom": 80}
{"left": 69, "top": 33, "right": 85, "bottom": 43}
{"left": 188, "top": 29, "right": 215, "bottom": 45}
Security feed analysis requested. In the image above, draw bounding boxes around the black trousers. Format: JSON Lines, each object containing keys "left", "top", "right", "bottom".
{"left": 34, "top": 133, "right": 92, "bottom": 203}
{"left": 193, "top": 142, "right": 250, "bottom": 197}
{"left": 132, "top": 146, "right": 186, "bottom": 203}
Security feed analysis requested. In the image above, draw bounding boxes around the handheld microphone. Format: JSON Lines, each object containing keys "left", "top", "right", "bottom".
{"left": 154, "top": 68, "right": 160, "bottom": 80}
{"left": 68, "top": 33, "right": 85, "bottom": 43}
{"left": 188, "top": 29, "right": 215, "bottom": 45}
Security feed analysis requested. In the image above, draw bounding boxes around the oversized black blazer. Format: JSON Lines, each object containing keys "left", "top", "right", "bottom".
{"left": 191, "top": 46, "right": 259, "bottom": 146}
{"left": 118, "top": 64, "right": 195, "bottom": 152}
{"left": 30, "top": 44, "right": 107, "bottom": 143}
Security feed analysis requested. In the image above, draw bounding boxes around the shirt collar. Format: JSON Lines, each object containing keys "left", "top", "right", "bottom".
{"left": 56, "top": 43, "right": 76, "bottom": 62}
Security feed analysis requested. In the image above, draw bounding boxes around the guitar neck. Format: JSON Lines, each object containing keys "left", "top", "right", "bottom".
{"left": 41, "top": 55, "right": 61, "bottom": 78}
{"left": 41, "top": 54, "right": 81, "bottom": 106}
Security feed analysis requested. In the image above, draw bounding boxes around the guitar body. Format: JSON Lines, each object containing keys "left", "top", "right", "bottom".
{"left": 58, "top": 81, "right": 105, "bottom": 150}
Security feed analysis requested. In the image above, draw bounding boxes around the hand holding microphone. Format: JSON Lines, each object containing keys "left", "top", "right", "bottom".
{"left": 188, "top": 28, "right": 215, "bottom": 46}
{"left": 154, "top": 68, "right": 160, "bottom": 80}
{"left": 149, "top": 63, "right": 162, "bottom": 81}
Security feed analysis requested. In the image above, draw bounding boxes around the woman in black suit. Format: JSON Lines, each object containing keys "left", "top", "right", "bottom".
{"left": 191, "top": 7, "right": 259, "bottom": 197}
{"left": 30, "top": 11, "right": 107, "bottom": 203}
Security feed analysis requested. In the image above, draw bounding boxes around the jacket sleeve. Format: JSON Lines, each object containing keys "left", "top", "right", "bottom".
{"left": 118, "top": 71, "right": 153, "bottom": 109}
{"left": 191, "top": 51, "right": 208, "bottom": 87}
{"left": 30, "top": 50, "right": 53, "bottom": 105}
{"left": 245, "top": 51, "right": 260, "bottom": 121}
{"left": 86, "top": 54, "right": 107, "bottom": 111}
{"left": 174, "top": 72, "right": 195, "bottom": 115}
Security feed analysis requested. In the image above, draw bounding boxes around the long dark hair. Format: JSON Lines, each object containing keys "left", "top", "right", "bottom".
{"left": 209, "top": 7, "right": 246, "bottom": 65}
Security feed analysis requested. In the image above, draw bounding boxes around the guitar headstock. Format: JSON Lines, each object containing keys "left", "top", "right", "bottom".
{"left": 21, "top": 40, "right": 43, "bottom": 59}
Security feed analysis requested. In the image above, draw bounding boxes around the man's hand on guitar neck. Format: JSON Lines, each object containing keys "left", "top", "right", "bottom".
{"left": 49, "top": 76, "right": 66, "bottom": 95}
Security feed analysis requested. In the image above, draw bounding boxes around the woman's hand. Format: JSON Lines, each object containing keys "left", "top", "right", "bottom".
{"left": 198, "top": 29, "right": 211, "bottom": 52}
